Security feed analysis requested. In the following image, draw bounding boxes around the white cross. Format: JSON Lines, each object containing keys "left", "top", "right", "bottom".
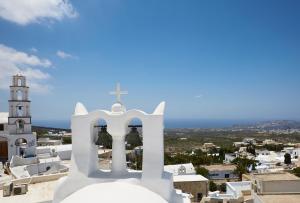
{"left": 110, "top": 83, "right": 128, "bottom": 103}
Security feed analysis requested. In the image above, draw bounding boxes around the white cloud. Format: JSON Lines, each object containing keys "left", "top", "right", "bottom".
{"left": 195, "top": 94, "right": 203, "bottom": 99}
{"left": 0, "top": 0, "right": 78, "bottom": 25}
{"left": 56, "top": 50, "right": 74, "bottom": 59}
{"left": 0, "top": 44, "right": 51, "bottom": 67}
{"left": 0, "top": 44, "right": 52, "bottom": 93}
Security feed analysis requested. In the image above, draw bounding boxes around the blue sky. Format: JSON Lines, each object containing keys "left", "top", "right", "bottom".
{"left": 0, "top": 0, "right": 300, "bottom": 121}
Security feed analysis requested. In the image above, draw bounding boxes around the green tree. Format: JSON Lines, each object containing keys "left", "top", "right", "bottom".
{"left": 209, "top": 181, "right": 217, "bottom": 192}
{"left": 292, "top": 167, "right": 300, "bottom": 177}
{"left": 196, "top": 167, "right": 209, "bottom": 178}
{"left": 219, "top": 183, "right": 227, "bottom": 192}
{"left": 62, "top": 136, "right": 72, "bottom": 144}
{"left": 284, "top": 153, "right": 292, "bottom": 165}
{"left": 246, "top": 144, "right": 256, "bottom": 155}
{"left": 218, "top": 148, "right": 225, "bottom": 160}
{"left": 130, "top": 154, "right": 143, "bottom": 170}
{"left": 232, "top": 157, "right": 257, "bottom": 180}
{"left": 264, "top": 144, "right": 284, "bottom": 152}
{"left": 234, "top": 163, "right": 247, "bottom": 181}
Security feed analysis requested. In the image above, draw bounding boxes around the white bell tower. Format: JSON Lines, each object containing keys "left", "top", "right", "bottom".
{"left": 6, "top": 74, "right": 36, "bottom": 159}
{"left": 8, "top": 75, "right": 32, "bottom": 134}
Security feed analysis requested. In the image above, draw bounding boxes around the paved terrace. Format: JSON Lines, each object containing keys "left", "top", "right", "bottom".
{"left": 0, "top": 180, "right": 57, "bottom": 203}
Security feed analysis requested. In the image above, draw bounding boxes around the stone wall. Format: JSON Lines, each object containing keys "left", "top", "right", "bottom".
{"left": 174, "top": 181, "right": 208, "bottom": 202}
{"left": 0, "top": 172, "right": 68, "bottom": 190}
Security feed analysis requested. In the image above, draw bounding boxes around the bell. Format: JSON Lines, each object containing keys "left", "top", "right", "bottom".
{"left": 95, "top": 134, "right": 101, "bottom": 146}
{"left": 126, "top": 125, "right": 142, "bottom": 149}
{"left": 95, "top": 126, "right": 112, "bottom": 149}
{"left": 95, "top": 126, "right": 106, "bottom": 146}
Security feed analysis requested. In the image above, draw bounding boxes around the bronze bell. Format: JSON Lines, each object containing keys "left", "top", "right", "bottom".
{"left": 95, "top": 126, "right": 107, "bottom": 146}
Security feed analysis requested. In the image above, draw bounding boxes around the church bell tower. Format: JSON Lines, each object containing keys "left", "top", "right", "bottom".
{"left": 8, "top": 75, "right": 32, "bottom": 134}
{"left": 5, "top": 74, "right": 36, "bottom": 160}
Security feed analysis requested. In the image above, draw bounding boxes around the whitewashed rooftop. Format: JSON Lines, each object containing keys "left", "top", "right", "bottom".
{"left": 173, "top": 174, "right": 208, "bottom": 182}
{"left": 164, "top": 163, "right": 196, "bottom": 175}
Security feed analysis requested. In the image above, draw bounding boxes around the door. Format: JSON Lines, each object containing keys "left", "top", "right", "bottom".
{"left": 0, "top": 141, "right": 8, "bottom": 160}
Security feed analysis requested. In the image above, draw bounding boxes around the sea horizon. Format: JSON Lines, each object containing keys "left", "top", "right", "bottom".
{"left": 31, "top": 118, "right": 288, "bottom": 129}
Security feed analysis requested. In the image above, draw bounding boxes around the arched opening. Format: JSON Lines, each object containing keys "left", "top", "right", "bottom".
{"left": 16, "top": 119, "right": 25, "bottom": 133}
{"left": 17, "top": 90, "right": 23, "bottom": 100}
{"left": 17, "top": 79, "right": 22, "bottom": 86}
{"left": 126, "top": 118, "right": 143, "bottom": 170}
{"left": 15, "top": 138, "right": 27, "bottom": 157}
{"left": 15, "top": 138, "right": 27, "bottom": 146}
{"left": 17, "top": 105, "right": 24, "bottom": 116}
{"left": 93, "top": 119, "right": 112, "bottom": 170}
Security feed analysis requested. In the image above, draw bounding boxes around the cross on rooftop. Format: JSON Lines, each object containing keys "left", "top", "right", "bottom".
{"left": 109, "top": 83, "right": 128, "bottom": 103}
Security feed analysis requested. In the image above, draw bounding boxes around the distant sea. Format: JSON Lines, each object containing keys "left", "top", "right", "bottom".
{"left": 32, "top": 119, "right": 257, "bottom": 129}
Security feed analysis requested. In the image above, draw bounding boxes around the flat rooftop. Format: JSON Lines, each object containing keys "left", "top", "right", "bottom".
{"left": 173, "top": 174, "right": 208, "bottom": 182}
{"left": 258, "top": 194, "right": 300, "bottom": 203}
{"left": 250, "top": 172, "right": 300, "bottom": 181}
{"left": 0, "top": 179, "right": 57, "bottom": 203}
{"left": 203, "top": 164, "right": 236, "bottom": 171}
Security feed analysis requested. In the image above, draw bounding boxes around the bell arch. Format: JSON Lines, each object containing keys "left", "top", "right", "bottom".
{"left": 93, "top": 118, "right": 113, "bottom": 170}
{"left": 71, "top": 109, "right": 112, "bottom": 176}
{"left": 15, "top": 137, "right": 27, "bottom": 146}
{"left": 16, "top": 119, "right": 25, "bottom": 133}
{"left": 17, "top": 89, "right": 23, "bottom": 100}
{"left": 126, "top": 117, "right": 143, "bottom": 170}
{"left": 17, "top": 78, "right": 22, "bottom": 86}
{"left": 15, "top": 137, "right": 28, "bottom": 157}
{"left": 16, "top": 104, "right": 24, "bottom": 117}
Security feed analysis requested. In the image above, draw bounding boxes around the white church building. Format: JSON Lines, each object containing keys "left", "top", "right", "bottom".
{"left": 0, "top": 75, "right": 36, "bottom": 162}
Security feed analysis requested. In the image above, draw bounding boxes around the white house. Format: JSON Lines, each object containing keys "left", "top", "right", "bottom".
{"left": 224, "top": 153, "right": 237, "bottom": 164}
{"left": 203, "top": 181, "right": 252, "bottom": 203}
{"left": 255, "top": 149, "right": 271, "bottom": 156}
{"left": 203, "top": 164, "right": 238, "bottom": 180}
{"left": 242, "top": 138, "right": 256, "bottom": 145}
{"left": 282, "top": 147, "right": 300, "bottom": 159}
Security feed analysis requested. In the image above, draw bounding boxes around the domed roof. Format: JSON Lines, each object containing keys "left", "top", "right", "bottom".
{"left": 61, "top": 182, "right": 167, "bottom": 203}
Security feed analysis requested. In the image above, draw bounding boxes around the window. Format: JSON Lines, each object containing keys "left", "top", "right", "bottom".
{"left": 17, "top": 105, "right": 23, "bottom": 116}
{"left": 17, "top": 79, "right": 22, "bottom": 86}
{"left": 178, "top": 165, "right": 186, "bottom": 175}
{"left": 225, "top": 174, "right": 230, "bottom": 178}
{"left": 0, "top": 124, "right": 4, "bottom": 131}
